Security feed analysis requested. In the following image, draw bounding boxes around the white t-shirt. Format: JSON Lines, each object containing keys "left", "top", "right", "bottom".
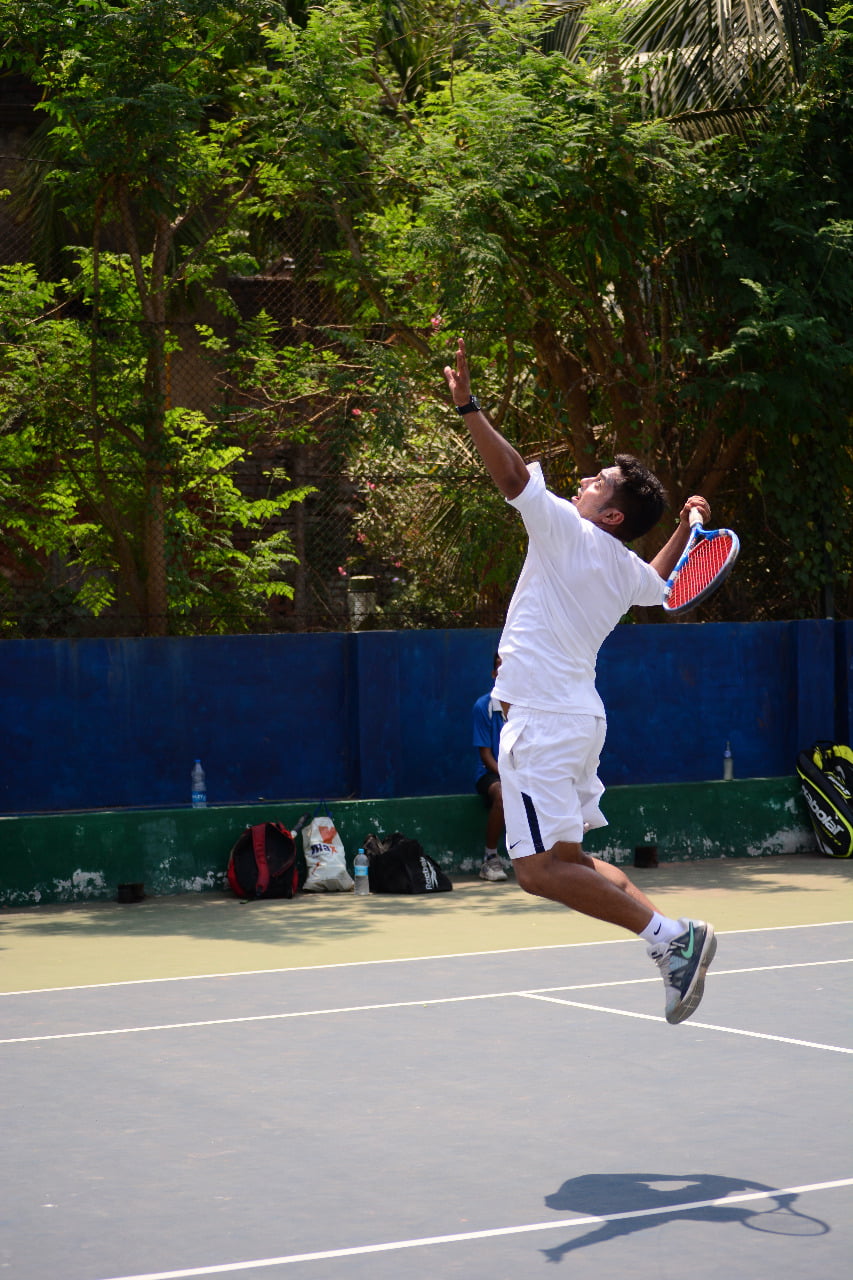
{"left": 492, "top": 462, "right": 666, "bottom": 716}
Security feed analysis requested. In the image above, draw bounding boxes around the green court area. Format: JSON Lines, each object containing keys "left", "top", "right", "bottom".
{"left": 3, "top": 854, "right": 851, "bottom": 993}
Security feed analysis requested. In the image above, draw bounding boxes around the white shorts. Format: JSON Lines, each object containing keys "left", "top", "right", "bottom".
{"left": 498, "top": 707, "right": 608, "bottom": 858}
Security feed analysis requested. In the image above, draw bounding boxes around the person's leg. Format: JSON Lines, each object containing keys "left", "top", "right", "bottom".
{"left": 513, "top": 842, "right": 716, "bottom": 1023}
{"left": 485, "top": 779, "right": 505, "bottom": 851}
{"left": 479, "top": 774, "right": 507, "bottom": 881}
{"left": 512, "top": 841, "right": 653, "bottom": 933}
{"left": 499, "top": 707, "right": 716, "bottom": 1021}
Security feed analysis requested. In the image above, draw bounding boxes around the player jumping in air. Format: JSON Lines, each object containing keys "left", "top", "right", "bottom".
{"left": 444, "top": 337, "right": 717, "bottom": 1023}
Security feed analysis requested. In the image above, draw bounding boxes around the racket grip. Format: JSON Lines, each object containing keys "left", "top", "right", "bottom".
{"left": 688, "top": 507, "right": 704, "bottom": 528}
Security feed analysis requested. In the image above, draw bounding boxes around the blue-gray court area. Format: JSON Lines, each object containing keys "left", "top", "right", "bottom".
{"left": 2, "top": 619, "right": 851, "bottom": 815}
{"left": 1, "top": 921, "right": 851, "bottom": 1280}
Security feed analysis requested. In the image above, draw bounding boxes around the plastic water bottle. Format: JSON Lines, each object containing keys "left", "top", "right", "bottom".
{"left": 191, "top": 759, "right": 207, "bottom": 808}
{"left": 723, "top": 741, "right": 733, "bottom": 781}
{"left": 354, "top": 848, "right": 369, "bottom": 895}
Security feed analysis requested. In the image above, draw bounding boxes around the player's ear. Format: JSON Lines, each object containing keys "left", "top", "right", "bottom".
{"left": 600, "top": 507, "right": 624, "bottom": 530}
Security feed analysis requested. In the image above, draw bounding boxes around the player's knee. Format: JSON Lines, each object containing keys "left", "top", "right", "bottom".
{"left": 513, "top": 852, "right": 549, "bottom": 897}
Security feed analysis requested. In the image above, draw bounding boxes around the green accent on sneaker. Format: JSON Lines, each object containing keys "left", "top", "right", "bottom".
{"left": 679, "top": 923, "right": 696, "bottom": 960}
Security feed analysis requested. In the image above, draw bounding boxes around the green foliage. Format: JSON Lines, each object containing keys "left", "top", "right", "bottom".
{"left": 0, "top": 0, "right": 320, "bottom": 634}
{"left": 264, "top": 0, "right": 853, "bottom": 619}
{"left": 0, "top": 258, "right": 316, "bottom": 634}
{"left": 0, "top": 0, "right": 850, "bottom": 634}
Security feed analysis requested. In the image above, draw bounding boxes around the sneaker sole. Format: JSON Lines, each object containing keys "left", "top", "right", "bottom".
{"left": 666, "top": 927, "right": 717, "bottom": 1025}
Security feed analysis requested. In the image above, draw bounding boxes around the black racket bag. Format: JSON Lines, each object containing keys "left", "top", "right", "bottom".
{"left": 227, "top": 822, "right": 302, "bottom": 898}
{"left": 796, "top": 742, "right": 853, "bottom": 859}
{"left": 362, "top": 832, "right": 453, "bottom": 893}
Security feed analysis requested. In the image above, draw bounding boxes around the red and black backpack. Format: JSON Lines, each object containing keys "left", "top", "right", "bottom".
{"left": 227, "top": 822, "right": 301, "bottom": 899}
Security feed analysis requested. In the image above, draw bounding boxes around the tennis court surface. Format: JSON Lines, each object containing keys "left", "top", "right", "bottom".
{"left": 2, "top": 854, "right": 851, "bottom": 1280}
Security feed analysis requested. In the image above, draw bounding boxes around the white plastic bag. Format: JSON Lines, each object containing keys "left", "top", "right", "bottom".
{"left": 301, "top": 812, "right": 354, "bottom": 892}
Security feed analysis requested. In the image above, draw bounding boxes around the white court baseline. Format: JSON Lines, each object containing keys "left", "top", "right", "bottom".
{"left": 2, "top": 956, "right": 851, "bottom": 1051}
{"left": 92, "top": 1179, "right": 853, "bottom": 1280}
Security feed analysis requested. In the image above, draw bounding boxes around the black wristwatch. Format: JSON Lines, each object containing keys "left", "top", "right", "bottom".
{"left": 455, "top": 396, "right": 481, "bottom": 416}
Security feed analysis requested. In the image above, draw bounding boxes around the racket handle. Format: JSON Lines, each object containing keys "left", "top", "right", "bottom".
{"left": 688, "top": 507, "right": 704, "bottom": 528}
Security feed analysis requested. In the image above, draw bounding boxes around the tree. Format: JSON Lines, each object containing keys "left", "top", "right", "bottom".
{"left": 0, "top": 0, "right": 315, "bottom": 635}
{"left": 2, "top": 0, "right": 849, "bottom": 633}
{"left": 257, "top": 0, "right": 852, "bottom": 620}
{"left": 543, "top": 0, "right": 836, "bottom": 127}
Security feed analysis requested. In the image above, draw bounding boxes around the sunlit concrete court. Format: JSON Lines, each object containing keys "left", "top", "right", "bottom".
{"left": 2, "top": 854, "right": 852, "bottom": 1280}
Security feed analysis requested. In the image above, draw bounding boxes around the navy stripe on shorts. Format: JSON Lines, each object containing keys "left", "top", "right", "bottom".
{"left": 521, "top": 791, "right": 546, "bottom": 854}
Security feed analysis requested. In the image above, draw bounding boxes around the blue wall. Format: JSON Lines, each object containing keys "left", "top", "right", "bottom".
{"left": 2, "top": 621, "right": 850, "bottom": 814}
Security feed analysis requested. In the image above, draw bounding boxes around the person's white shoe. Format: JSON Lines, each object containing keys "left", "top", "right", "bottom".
{"left": 648, "top": 919, "right": 717, "bottom": 1024}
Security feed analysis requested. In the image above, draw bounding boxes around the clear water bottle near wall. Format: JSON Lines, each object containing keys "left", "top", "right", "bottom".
{"left": 723, "top": 741, "right": 734, "bottom": 781}
{"left": 191, "top": 759, "right": 207, "bottom": 808}
{"left": 353, "top": 848, "right": 369, "bottom": 895}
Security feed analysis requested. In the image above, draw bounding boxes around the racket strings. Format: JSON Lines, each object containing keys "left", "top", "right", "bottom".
{"left": 667, "top": 535, "right": 734, "bottom": 610}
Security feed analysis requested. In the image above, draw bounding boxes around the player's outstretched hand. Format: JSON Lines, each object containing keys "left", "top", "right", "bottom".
{"left": 443, "top": 337, "right": 471, "bottom": 408}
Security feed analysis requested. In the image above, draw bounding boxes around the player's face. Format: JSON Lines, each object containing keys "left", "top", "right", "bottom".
{"left": 572, "top": 467, "right": 620, "bottom": 520}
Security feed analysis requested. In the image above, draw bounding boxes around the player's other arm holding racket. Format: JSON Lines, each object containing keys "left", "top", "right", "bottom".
{"left": 649, "top": 495, "right": 711, "bottom": 581}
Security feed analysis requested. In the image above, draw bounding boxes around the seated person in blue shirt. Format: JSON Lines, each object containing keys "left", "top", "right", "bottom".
{"left": 472, "top": 654, "right": 509, "bottom": 882}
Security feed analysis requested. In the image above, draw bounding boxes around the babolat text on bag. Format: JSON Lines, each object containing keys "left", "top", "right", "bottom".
{"left": 796, "top": 742, "right": 853, "bottom": 859}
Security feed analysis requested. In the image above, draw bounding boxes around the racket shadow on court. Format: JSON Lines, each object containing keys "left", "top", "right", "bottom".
{"left": 540, "top": 1172, "right": 829, "bottom": 1264}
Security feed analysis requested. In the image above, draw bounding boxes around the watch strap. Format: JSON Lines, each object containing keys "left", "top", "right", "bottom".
{"left": 455, "top": 396, "right": 481, "bottom": 416}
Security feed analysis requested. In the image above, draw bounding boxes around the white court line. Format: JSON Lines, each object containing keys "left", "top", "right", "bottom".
{"left": 3, "top": 919, "right": 851, "bottom": 997}
{"left": 2, "top": 958, "right": 850, "bottom": 1047}
{"left": 520, "top": 994, "right": 853, "bottom": 1054}
{"left": 90, "top": 1177, "right": 853, "bottom": 1280}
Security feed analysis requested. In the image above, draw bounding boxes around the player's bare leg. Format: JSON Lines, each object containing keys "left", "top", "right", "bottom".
{"left": 555, "top": 841, "right": 659, "bottom": 912}
{"left": 485, "top": 781, "right": 505, "bottom": 851}
{"left": 512, "top": 843, "right": 654, "bottom": 932}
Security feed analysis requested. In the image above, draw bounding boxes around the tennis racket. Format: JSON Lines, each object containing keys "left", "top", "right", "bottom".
{"left": 742, "top": 1201, "right": 829, "bottom": 1236}
{"left": 663, "top": 509, "right": 740, "bottom": 615}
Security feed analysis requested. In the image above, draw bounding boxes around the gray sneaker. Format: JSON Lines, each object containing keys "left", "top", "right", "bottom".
{"left": 648, "top": 919, "right": 717, "bottom": 1024}
{"left": 479, "top": 857, "right": 508, "bottom": 882}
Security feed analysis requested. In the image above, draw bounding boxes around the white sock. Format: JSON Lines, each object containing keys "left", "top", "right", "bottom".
{"left": 485, "top": 847, "right": 498, "bottom": 860}
{"left": 640, "top": 913, "right": 682, "bottom": 946}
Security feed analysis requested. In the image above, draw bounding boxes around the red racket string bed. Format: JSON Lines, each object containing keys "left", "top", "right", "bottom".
{"left": 662, "top": 510, "right": 740, "bottom": 615}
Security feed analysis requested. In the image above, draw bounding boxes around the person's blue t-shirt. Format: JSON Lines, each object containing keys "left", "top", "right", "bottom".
{"left": 472, "top": 692, "right": 503, "bottom": 784}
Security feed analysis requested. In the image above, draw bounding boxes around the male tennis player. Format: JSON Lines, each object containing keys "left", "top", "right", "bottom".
{"left": 444, "top": 337, "right": 717, "bottom": 1024}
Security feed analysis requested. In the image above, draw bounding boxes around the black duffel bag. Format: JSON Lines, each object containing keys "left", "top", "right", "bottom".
{"left": 362, "top": 832, "right": 453, "bottom": 893}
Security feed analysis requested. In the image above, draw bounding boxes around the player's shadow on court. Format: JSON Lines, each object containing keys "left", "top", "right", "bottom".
{"left": 541, "top": 1172, "right": 829, "bottom": 1263}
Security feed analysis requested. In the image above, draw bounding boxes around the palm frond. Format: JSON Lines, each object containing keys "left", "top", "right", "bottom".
{"left": 541, "top": 1, "right": 833, "bottom": 127}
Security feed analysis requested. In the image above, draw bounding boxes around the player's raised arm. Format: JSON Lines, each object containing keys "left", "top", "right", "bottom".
{"left": 443, "top": 338, "right": 529, "bottom": 500}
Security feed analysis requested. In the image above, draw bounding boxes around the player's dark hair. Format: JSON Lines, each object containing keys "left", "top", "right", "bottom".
{"left": 609, "top": 454, "right": 668, "bottom": 542}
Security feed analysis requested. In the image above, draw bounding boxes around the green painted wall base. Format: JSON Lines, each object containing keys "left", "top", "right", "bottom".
{"left": 0, "top": 778, "right": 818, "bottom": 907}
